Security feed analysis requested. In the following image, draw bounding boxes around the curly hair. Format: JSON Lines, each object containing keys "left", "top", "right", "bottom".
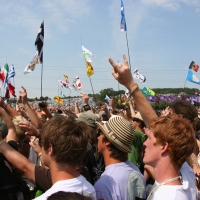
{"left": 40, "top": 115, "right": 88, "bottom": 167}
{"left": 149, "top": 114, "right": 196, "bottom": 169}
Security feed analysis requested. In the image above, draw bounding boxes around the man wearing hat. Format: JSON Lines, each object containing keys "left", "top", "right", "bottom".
{"left": 128, "top": 111, "right": 146, "bottom": 169}
{"left": 94, "top": 116, "right": 146, "bottom": 200}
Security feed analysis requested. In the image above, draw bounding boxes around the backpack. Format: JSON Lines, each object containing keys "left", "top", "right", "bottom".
{"left": 0, "top": 154, "right": 31, "bottom": 200}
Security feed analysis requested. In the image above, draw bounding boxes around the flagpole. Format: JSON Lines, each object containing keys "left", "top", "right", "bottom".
{"left": 89, "top": 77, "right": 96, "bottom": 101}
{"left": 125, "top": 31, "right": 131, "bottom": 71}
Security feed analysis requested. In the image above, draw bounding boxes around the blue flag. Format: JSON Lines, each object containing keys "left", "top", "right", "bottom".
{"left": 120, "top": 0, "right": 127, "bottom": 32}
{"left": 7, "top": 65, "right": 15, "bottom": 81}
{"left": 186, "top": 69, "right": 200, "bottom": 85}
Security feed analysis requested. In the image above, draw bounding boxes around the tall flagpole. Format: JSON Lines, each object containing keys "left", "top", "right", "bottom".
{"left": 41, "top": 20, "right": 44, "bottom": 99}
{"left": 121, "top": 0, "right": 131, "bottom": 71}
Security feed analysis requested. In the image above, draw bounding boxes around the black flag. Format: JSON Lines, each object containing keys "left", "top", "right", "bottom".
{"left": 35, "top": 21, "right": 44, "bottom": 63}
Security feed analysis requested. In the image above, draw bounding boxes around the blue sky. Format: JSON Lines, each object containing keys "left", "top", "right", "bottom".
{"left": 0, "top": 0, "right": 200, "bottom": 99}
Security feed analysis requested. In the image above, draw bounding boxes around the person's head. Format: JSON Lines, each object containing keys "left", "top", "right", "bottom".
{"left": 47, "top": 191, "right": 93, "bottom": 200}
{"left": 40, "top": 115, "right": 88, "bottom": 168}
{"left": 143, "top": 114, "right": 196, "bottom": 169}
{"left": 78, "top": 111, "right": 100, "bottom": 146}
{"left": 0, "top": 119, "right": 8, "bottom": 139}
{"left": 96, "top": 116, "right": 135, "bottom": 162}
{"left": 132, "top": 111, "right": 146, "bottom": 131}
{"left": 171, "top": 100, "right": 200, "bottom": 131}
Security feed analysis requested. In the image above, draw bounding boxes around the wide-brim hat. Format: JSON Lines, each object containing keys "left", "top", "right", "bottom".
{"left": 133, "top": 111, "right": 143, "bottom": 122}
{"left": 96, "top": 116, "right": 135, "bottom": 153}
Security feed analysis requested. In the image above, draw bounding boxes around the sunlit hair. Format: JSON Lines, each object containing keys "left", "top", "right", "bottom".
{"left": 149, "top": 114, "right": 196, "bottom": 168}
{"left": 171, "top": 100, "right": 200, "bottom": 131}
{"left": 40, "top": 115, "right": 88, "bottom": 167}
{"left": 102, "top": 135, "right": 128, "bottom": 162}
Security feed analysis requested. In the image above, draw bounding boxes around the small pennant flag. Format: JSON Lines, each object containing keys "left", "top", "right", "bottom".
{"left": 7, "top": 82, "right": 16, "bottom": 97}
{"left": 64, "top": 74, "right": 69, "bottom": 83}
{"left": 120, "top": 0, "right": 127, "bottom": 32}
{"left": 133, "top": 68, "right": 146, "bottom": 83}
{"left": 35, "top": 21, "right": 44, "bottom": 63}
{"left": 86, "top": 61, "right": 94, "bottom": 77}
{"left": 54, "top": 96, "right": 63, "bottom": 104}
{"left": 105, "top": 95, "right": 110, "bottom": 101}
{"left": 0, "top": 67, "right": 5, "bottom": 88}
{"left": 7, "top": 65, "right": 15, "bottom": 81}
{"left": 189, "top": 61, "right": 199, "bottom": 72}
{"left": 24, "top": 55, "right": 39, "bottom": 74}
{"left": 82, "top": 45, "right": 93, "bottom": 63}
{"left": 75, "top": 76, "right": 82, "bottom": 90}
{"left": 58, "top": 80, "right": 71, "bottom": 89}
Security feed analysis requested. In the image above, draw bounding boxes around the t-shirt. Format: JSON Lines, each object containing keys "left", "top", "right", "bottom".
{"left": 128, "top": 130, "right": 145, "bottom": 168}
{"left": 180, "top": 162, "right": 198, "bottom": 200}
{"left": 147, "top": 181, "right": 189, "bottom": 200}
{"left": 33, "top": 175, "right": 96, "bottom": 200}
{"left": 94, "top": 161, "right": 146, "bottom": 200}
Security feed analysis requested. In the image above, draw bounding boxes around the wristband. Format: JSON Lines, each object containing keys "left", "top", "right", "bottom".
{"left": 38, "top": 153, "right": 42, "bottom": 158}
{"left": 124, "top": 84, "right": 139, "bottom": 103}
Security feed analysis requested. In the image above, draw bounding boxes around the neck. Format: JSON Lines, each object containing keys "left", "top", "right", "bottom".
{"left": 50, "top": 161, "right": 79, "bottom": 185}
{"left": 154, "top": 162, "right": 181, "bottom": 185}
{"left": 103, "top": 152, "right": 123, "bottom": 167}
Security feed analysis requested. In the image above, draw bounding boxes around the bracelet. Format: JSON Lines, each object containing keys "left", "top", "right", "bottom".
{"left": 129, "top": 83, "right": 139, "bottom": 94}
{"left": 124, "top": 84, "right": 139, "bottom": 103}
{"left": 38, "top": 153, "right": 42, "bottom": 158}
{"left": 0, "top": 140, "right": 5, "bottom": 146}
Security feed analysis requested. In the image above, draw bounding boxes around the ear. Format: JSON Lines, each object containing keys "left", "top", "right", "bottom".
{"left": 161, "top": 142, "right": 168, "bottom": 155}
{"left": 105, "top": 140, "right": 111, "bottom": 147}
{"left": 48, "top": 144, "right": 53, "bottom": 156}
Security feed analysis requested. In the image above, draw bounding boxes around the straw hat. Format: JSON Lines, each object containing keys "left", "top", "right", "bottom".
{"left": 96, "top": 116, "right": 135, "bottom": 153}
{"left": 133, "top": 112, "right": 143, "bottom": 122}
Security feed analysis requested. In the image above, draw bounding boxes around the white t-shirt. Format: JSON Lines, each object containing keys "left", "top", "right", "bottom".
{"left": 147, "top": 181, "right": 189, "bottom": 200}
{"left": 180, "top": 162, "right": 198, "bottom": 200}
{"left": 34, "top": 175, "right": 96, "bottom": 200}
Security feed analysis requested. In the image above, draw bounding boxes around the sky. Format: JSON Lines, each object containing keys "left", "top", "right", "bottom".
{"left": 0, "top": 0, "right": 200, "bottom": 99}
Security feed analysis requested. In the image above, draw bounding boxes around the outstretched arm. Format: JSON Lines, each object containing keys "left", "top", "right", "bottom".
{"left": 19, "top": 86, "right": 42, "bottom": 129}
{"left": 108, "top": 55, "right": 157, "bottom": 126}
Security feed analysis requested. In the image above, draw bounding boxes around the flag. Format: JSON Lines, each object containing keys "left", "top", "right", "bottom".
{"left": 24, "top": 55, "right": 39, "bottom": 74}
{"left": 147, "top": 88, "right": 155, "bottom": 96}
{"left": 71, "top": 80, "right": 78, "bottom": 91}
{"left": 0, "top": 67, "right": 5, "bottom": 88}
{"left": 35, "top": 21, "right": 44, "bottom": 63}
{"left": 120, "top": 0, "right": 127, "bottom": 32}
{"left": 7, "top": 65, "right": 15, "bottom": 81}
{"left": 54, "top": 96, "right": 63, "bottom": 104}
{"left": 7, "top": 82, "right": 16, "bottom": 97}
{"left": 64, "top": 74, "right": 69, "bottom": 83}
{"left": 60, "top": 91, "right": 66, "bottom": 98}
{"left": 105, "top": 95, "right": 110, "bottom": 101}
{"left": 141, "top": 87, "right": 150, "bottom": 96}
{"left": 75, "top": 76, "right": 82, "bottom": 90}
{"left": 58, "top": 80, "right": 71, "bottom": 89}
{"left": 186, "top": 69, "right": 200, "bottom": 85}
{"left": 86, "top": 61, "right": 94, "bottom": 77}
{"left": 82, "top": 45, "right": 93, "bottom": 63}
{"left": 189, "top": 61, "right": 199, "bottom": 72}
{"left": 3, "top": 63, "right": 9, "bottom": 88}
{"left": 133, "top": 68, "right": 146, "bottom": 83}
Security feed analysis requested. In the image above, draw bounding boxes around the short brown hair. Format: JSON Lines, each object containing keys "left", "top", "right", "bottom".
{"left": 102, "top": 135, "right": 128, "bottom": 162}
{"left": 40, "top": 115, "right": 88, "bottom": 167}
{"left": 149, "top": 114, "right": 196, "bottom": 168}
{"left": 171, "top": 100, "right": 200, "bottom": 131}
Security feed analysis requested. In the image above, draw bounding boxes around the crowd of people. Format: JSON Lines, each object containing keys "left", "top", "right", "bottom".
{"left": 0, "top": 55, "right": 199, "bottom": 199}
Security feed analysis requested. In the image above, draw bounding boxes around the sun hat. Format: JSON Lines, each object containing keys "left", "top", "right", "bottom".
{"left": 133, "top": 112, "right": 143, "bottom": 122}
{"left": 96, "top": 116, "right": 135, "bottom": 153}
{"left": 78, "top": 111, "right": 100, "bottom": 128}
